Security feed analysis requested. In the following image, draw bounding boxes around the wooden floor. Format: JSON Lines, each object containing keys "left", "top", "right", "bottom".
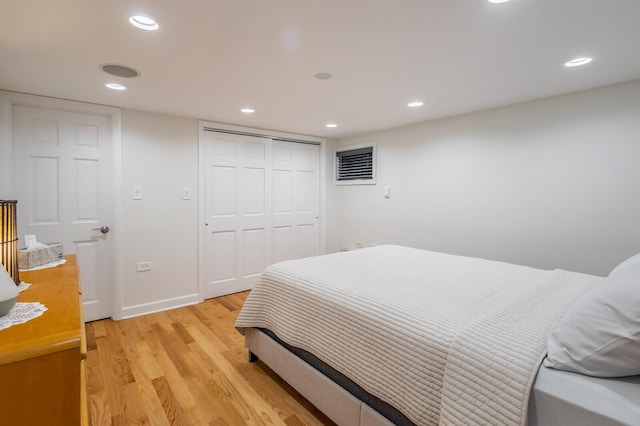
{"left": 85, "top": 291, "right": 335, "bottom": 425}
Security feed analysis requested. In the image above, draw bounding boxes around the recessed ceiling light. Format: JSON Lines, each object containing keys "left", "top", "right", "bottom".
{"left": 408, "top": 101, "right": 424, "bottom": 108}
{"left": 564, "top": 57, "right": 593, "bottom": 67}
{"left": 105, "top": 83, "right": 126, "bottom": 91}
{"left": 326, "top": 123, "right": 338, "bottom": 128}
{"left": 129, "top": 15, "right": 159, "bottom": 31}
{"left": 488, "top": 0, "right": 512, "bottom": 3}
{"left": 241, "top": 108, "right": 255, "bottom": 114}
{"left": 314, "top": 72, "right": 333, "bottom": 80}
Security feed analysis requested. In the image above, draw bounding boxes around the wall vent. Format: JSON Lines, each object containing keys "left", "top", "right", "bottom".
{"left": 335, "top": 144, "right": 375, "bottom": 185}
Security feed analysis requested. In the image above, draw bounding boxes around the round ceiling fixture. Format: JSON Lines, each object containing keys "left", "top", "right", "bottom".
{"left": 325, "top": 123, "right": 338, "bottom": 128}
{"left": 314, "top": 72, "right": 333, "bottom": 80}
{"left": 564, "top": 57, "right": 593, "bottom": 67}
{"left": 241, "top": 108, "right": 256, "bottom": 114}
{"left": 105, "top": 83, "right": 126, "bottom": 91}
{"left": 129, "top": 15, "right": 159, "bottom": 31}
{"left": 408, "top": 101, "right": 424, "bottom": 108}
{"left": 101, "top": 64, "right": 140, "bottom": 78}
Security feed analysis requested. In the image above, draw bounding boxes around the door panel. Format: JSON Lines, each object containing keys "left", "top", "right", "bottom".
{"left": 243, "top": 228, "right": 265, "bottom": 278}
{"left": 271, "top": 226, "right": 295, "bottom": 265}
{"left": 271, "top": 141, "right": 320, "bottom": 263}
{"left": 29, "top": 157, "right": 59, "bottom": 223}
{"left": 209, "top": 230, "right": 236, "bottom": 282}
{"left": 203, "top": 132, "right": 270, "bottom": 298}
{"left": 13, "top": 105, "right": 113, "bottom": 321}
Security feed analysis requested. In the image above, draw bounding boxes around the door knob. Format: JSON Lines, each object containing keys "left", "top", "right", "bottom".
{"left": 92, "top": 226, "right": 110, "bottom": 234}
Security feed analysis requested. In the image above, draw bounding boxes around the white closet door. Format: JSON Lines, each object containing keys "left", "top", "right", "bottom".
{"left": 203, "top": 132, "right": 271, "bottom": 298}
{"left": 202, "top": 130, "right": 320, "bottom": 299}
{"left": 272, "top": 141, "right": 320, "bottom": 264}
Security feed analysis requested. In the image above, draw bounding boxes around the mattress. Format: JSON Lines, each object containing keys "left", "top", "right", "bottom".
{"left": 236, "top": 245, "right": 602, "bottom": 425}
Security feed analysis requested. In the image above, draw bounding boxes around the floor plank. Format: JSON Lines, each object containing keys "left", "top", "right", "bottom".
{"left": 86, "top": 291, "right": 334, "bottom": 425}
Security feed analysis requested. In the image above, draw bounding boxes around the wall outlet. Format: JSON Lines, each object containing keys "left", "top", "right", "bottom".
{"left": 136, "top": 261, "right": 152, "bottom": 272}
{"left": 355, "top": 241, "right": 363, "bottom": 248}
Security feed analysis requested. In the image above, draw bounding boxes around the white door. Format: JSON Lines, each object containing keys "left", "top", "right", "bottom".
{"left": 203, "top": 132, "right": 272, "bottom": 298}
{"left": 13, "top": 105, "right": 113, "bottom": 321}
{"left": 272, "top": 141, "right": 320, "bottom": 263}
{"left": 202, "top": 132, "right": 320, "bottom": 298}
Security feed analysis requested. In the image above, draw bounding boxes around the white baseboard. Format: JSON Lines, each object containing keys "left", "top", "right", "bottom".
{"left": 120, "top": 293, "right": 201, "bottom": 319}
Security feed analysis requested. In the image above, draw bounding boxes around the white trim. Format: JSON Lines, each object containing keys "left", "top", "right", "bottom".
{"left": 198, "top": 125, "right": 207, "bottom": 303}
{"left": 0, "top": 90, "right": 123, "bottom": 320}
{"left": 334, "top": 142, "right": 377, "bottom": 185}
{"left": 319, "top": 137, "right": 328, "bottom": 255}
{"left": 120, "top": 293, "right": 201, "bottom": 319}
{"left": 0, "top": 95, "right": 14, "bottom": 198}
{"left": 200, "top": 121, "right": 325, "bottom": 145}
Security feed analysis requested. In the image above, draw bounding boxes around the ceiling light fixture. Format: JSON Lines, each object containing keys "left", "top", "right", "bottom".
{"left": 408, "top": 101, "right": 424, "bottom": 108}
{"left": 314, "top": 72, "right": 333, "bottom": 80}
{"left": 105, "top": 83, "right": 126, "bottom": 91}
{"left": 488, "top": 0, "right": 512, "bottom": 3}
{"left": 129, "top": 15, "right": 159, "bottom": 31}
{"left": 241, "top": 108, "right": 255, "bottom": 113}
{"left": 564, "top": 57, "right": 593, "bottom": 67}
{"left": 101, "top": 64, "right": 140, "bottom": 78}
{"left": 325, "top": 123, "right": 337, "bottom": 128}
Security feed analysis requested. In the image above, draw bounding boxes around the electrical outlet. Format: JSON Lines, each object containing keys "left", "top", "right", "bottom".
{"left": 355, "top": 241, "right": 363, "bottom": 248}
{"left": 136, "top": 261, "right": 151, "bottom": 272}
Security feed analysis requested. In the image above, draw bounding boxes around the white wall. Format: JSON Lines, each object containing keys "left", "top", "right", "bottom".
{"left": 120, "top": 109, "right": 200, "bottom": 315}
{"left": 323, "top": 138, "right": 340, "bottom": 253}
{"left": 332, "top": 79, "right": 640, "bottom": 276}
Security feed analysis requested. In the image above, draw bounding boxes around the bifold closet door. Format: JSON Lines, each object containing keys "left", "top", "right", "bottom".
{"left": 202, "top": 132, "right": 320, "bottom": 299}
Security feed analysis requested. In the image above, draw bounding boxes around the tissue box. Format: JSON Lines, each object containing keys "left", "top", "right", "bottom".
{"left": 18, "top": 243, "right": 64, "bottom": 269}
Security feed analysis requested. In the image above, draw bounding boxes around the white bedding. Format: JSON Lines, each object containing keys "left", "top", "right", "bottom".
{"left": 529, "top": 365, "right": 640, "bottom": 426}
{"left": 235, "top": 245, "right": 601, "bottom": 425}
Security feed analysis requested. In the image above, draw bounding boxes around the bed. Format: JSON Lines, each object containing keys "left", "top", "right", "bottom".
{"left": 235, "top": 245, "right": 640, "bottom": 425}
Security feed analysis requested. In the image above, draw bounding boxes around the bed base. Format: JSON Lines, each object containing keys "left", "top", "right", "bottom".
{"left": 246, "top": 328, "right": 640, "bottom": 426}
{"left": 245, "top": 328, "right": 393, "bottom": 426}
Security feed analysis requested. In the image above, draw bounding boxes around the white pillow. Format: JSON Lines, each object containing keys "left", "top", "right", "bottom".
{"left": 544, "top": 259, "right": 640, "bottom": 377}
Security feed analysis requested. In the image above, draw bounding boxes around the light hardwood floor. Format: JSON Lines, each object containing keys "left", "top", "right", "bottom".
{"left": 86, "top": 291, "right": 334, "bottom": 425}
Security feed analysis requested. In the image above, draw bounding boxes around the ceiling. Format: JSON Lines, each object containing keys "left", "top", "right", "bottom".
{"left": 1, "top": 0, "right": 640, "bottom": 139}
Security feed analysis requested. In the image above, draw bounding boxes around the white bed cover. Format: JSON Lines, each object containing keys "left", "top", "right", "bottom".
{"left": 236, "top": 245, "right": 603, "bottom": 425}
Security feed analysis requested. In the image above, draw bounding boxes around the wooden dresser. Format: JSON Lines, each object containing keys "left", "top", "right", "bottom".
{"left": 0, "top": 255, "right": 87, "bottom": 425}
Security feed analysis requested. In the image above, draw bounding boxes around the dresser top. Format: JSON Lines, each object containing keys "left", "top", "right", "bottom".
{"left": 0, "top": 255, "right": 82, "bottom": 365}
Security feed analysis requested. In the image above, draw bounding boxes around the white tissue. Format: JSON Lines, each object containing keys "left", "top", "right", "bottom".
{"left": 24, "top": 234, "right": 48, "bottom": 251}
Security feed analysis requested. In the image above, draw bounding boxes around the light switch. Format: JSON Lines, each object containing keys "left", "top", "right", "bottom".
{"left": 133, "top": 186, "right": 143, "bottom": 200}
{"left": 384, "top": 186, "right": 391, "bottom": 199}
{"left": 182, "top": 187, "right": 191, "bottom": 200}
